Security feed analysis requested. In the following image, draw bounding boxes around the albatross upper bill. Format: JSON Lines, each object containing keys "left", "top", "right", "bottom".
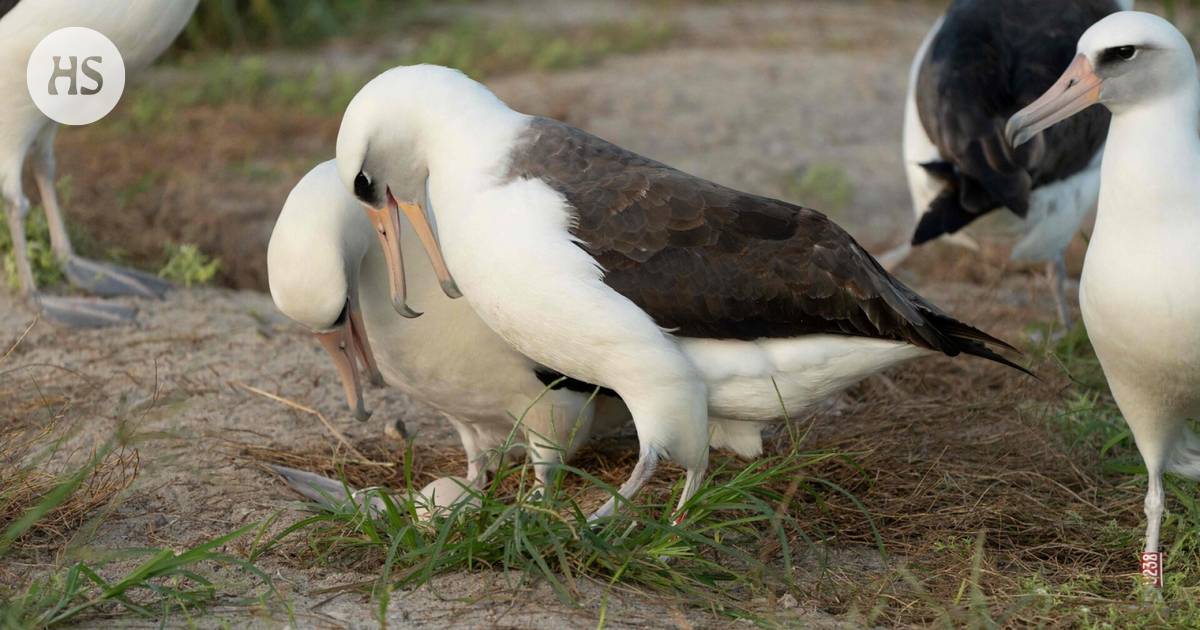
{"left": 1008, "top": 10, "right": 1200, "bottom": 565}
{"left": 897, "top": 0, "right": 1134, "bottom": 326}
{"left": 335, "top": 64, "right": 1027, "bottom": 522}
{"left": 268, "top": 161, "right": 630, "bottom": 488}
{"left": 0, "top": 0, "right": 198, "bottom": 327}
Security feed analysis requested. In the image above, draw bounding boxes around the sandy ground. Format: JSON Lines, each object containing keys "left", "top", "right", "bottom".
{"left": 1, "top": 1, "right": 1092, "bottom": 627}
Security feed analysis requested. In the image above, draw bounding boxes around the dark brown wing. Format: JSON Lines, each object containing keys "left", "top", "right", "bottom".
{"left": 0, "top": 0, "right": 20, "bottom": 20}
{"left": 505, "top": 118, "right": 1025, "bottom": 371}
{"left": 913, "top": 0, "right": 1118, "bottom": 244}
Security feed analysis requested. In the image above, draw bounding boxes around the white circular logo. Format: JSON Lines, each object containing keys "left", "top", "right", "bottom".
{"left": 26, "top": 27, "right": 126, "bottom": 126}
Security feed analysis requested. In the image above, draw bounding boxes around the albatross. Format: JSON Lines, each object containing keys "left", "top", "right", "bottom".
{"left": 0, "top": 0, "right": 198, "bottom": 327}
{"left": 895, "top": 0, "right": 1133, "bottom": 326}
{"left": 1007, "top": 10, "right": 1200, "bottom": 584}
{"left": 334, "top": 65, "right": 1028, "bottom": 521}
{"left": 268, "top": 161, "right": 629, "bottom": 490}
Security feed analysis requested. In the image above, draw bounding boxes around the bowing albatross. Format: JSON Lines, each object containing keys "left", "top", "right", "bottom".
{"left": 334, "top": 65, "right": 1028, "bottom": 521}
{"left": 268, "top": 161, "right": 630, "bottom": 489}
{"left": 897, "top": 0, "right": 1133, "bottom": 325}
{"left": 0, "top": 0, "right": 198, "bottom": 326}
{"left": 1007, "top": 11, "right": 1200, "bottom": 581}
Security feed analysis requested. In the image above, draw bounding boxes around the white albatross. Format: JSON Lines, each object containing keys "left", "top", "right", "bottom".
{"left": 1007, "top": 10, "right": 1200, "bottom": 582}
{"left": 267, "top": 161, "right": 629, "bottom": 493}
{"left": 891, "top": 0, "right": 1135, "bottom": 326}
{"left": 332, "top": 65, "right": 1029, "bottom": 522}
{"left": 0, "top": 0, "right": 198, "bottom": 327}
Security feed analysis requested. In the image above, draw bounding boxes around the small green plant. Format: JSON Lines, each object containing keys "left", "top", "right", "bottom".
{"left": 158, "top": 243, "right": 222, "bottom": 288}
{"left": 0, "top": 206, "right": 65, "bottom": 292}
{"left": 781, "top": 163, "right": 855, "bottom": 215}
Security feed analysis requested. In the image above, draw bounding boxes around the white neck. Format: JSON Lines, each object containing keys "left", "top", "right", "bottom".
{"left": 1101, "top": 83, "right": 1200, "bottom": 223}
{"left": 418, "top": 103, "right": 528, "bottom": 190}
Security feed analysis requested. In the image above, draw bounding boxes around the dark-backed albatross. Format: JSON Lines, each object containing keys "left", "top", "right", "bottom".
{"left": 896, "top": 0, "right": 1133, "bottom": 326}
{"left": 0, "top": 0, "right": 197, "bottom": 327}
{"left": 1007, "top": 11, "right": 1200, "bottom": 586}
{"left": 334, "top": 65, "right": 1028, "bottom": 522}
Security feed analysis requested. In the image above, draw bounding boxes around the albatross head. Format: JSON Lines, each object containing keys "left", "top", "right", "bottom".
{"left": 268, "top": 161, "right": 385, "bottom": 422}
{"left": 335, "top": 66, "right": 472, "bottom": 317}
{"left": 1007, "top": 11, "right": 1197, "bottom": 147}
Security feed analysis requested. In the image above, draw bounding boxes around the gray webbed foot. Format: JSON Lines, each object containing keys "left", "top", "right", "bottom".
{"left": 65, "top": 257, "right": 172, "bottom": 299}
{"left": 37, "top": 294, "right": 137, "bottom": 328}
{"left": 269, "top": 464, "right": 387, "bottom": 516}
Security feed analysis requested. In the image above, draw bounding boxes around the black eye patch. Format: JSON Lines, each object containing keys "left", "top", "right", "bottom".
{"left": 1099, "top": 45, "right": 1138, "bottom": 65}
{"left": 354, "top": 172, "right": 375, "bottom": 204}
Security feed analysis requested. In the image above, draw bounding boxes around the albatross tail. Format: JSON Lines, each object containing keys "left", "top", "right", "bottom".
{"left": 922, "top": 310, "right": 1035, "bottom": 378}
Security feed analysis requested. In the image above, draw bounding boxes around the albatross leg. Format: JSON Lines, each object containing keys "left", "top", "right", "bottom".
{"left": 32, "top": 125, "right": 171, "bottom": 301}
{"left": 588, "top": 448, "right": 658, "bottom": 522}
{"left": 1144, "top": 467, "right": 1165, "bottom": 556}
{"left": 672, "top": 450, "right": 708, "bottom": 525}
{"left": 4, "top": 186, "right": 36, "bottom": 300}
{"left": 1048, "top": 255, "right": 1073, "bottom": 329}
{"left": 6, "top": 157, "right": 133, "bottom": 328}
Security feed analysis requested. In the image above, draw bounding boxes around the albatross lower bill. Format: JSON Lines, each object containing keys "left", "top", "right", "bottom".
{"left": 1007, "top": 11, "right": 1200, "bottom": 584}
{"left": 894, "top": 0, "right": 1134, "bottom": 326}
{"left": 334, "top": 65, "right": 1029, "bottom": 522}
{"left": 267, "top": 161, "right": 630, "bottom": 490}
{"left": 0, "top": 0, "right": 198, "bottom": 327}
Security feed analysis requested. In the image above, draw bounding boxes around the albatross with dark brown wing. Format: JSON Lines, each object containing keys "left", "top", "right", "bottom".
{"left": 505, "top": 117, "right": 1028, "bottom": 374}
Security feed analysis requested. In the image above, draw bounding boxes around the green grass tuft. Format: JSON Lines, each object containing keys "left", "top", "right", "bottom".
{"left": 0, "top": 423, "right": 274, "bottom": 627}
{"left": 0, "top": 206, "right": 64, "bottom": 292}
{"left": 258, "top": 438, "right": 860, "bottom": 623}
{"left": 158, "top": 243, "right": 222, "bottom": 288}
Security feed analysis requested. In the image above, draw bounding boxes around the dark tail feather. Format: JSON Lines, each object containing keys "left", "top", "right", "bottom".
{"left": 925, "top": 311, "right": 1036, "bottom": 378}
{"left": 912, "top": 187, "right": 988, "bottom": 245}
{"left": 954, "top": 339, "right": 1036, "bottom": 378}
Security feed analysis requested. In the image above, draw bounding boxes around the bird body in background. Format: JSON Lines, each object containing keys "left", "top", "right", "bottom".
{"left": 896, "top": 0, "right": 1133, "bottom": 326}
{"left": 268, "top": 161, "right": 629, "bottom": 490}
{"left": 334, "top": 65, "right": 1027, "bottom": 522}
{"left": 1007, "top": 10, "right": 1200, "bottom": 577}
{"left": 0, "top": 0, "right": 198, "bottom": 327}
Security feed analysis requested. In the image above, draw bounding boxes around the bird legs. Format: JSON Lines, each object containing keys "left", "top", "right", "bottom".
{"left": 4, "top": 126, "right": 171, "bottom": 328}
{"left": 588, "top": 447, "right": 660, "bottom": 521}
{"left": 32, "top": 127, "right": 171, "bottom": 304}
{"left": 586, "top": 447, "right": 708, "bottom": 524}
{"left": 1048, "top": 255, "right": 1074, "bottom": 329}
{"left": 1141, "top": 458, "right": 1167, "bottom": 590}
{"left": 5, "top": 175, "right": 134, "bottom": 327}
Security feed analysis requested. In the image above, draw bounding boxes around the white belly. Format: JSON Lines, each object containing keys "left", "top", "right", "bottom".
{"left": 681, "top": 335, "right": 929, "bottom": 421}
{"left": 1081, "top": 219, "right": 1200, "bottom": 419}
